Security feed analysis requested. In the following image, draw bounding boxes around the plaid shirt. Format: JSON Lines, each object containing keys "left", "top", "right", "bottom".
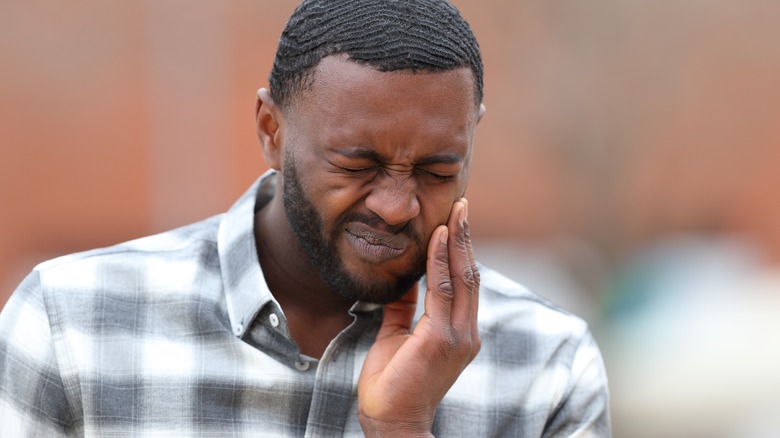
{"left": 0, "top": 170, "right": 610, "bottom": 437}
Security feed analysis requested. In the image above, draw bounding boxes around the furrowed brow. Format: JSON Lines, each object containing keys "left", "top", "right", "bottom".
{"left": 333, "top": 147, "right": 463, "bottom": 165}
{"left": 334, "top": 147, "right": 382, "bottom": 161}
{"left": 414, "top": 153, "right": 464, "bottom": 166}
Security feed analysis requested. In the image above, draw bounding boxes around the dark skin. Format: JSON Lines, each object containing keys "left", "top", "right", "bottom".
{"left": 254, "top": 55, "right": 485, "bottom": 436}
{"left": 254, "top": 200, "right": 355, "bottom": 357}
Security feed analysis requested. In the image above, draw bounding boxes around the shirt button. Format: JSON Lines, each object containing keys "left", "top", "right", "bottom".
{"left": 269, "top": 313, "right": 280, "bottom": 328}
{"left": 234, "top": 324, "right": 243, "bottom": 335}
{"left": 294, "top": 361, "right": 310, "bottom": 371}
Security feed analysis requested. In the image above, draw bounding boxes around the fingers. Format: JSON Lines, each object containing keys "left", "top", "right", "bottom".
{"left": 446, "top": 199, "right": 479, "bottom": 332}
{"left": 424, "top": 225, "right": 454, "bottom": 326}
{"left": 460, "top": 199, "right": 481, "bottom": 357}
{"left": 424, "top": 199, "right": 480, "bottom": 359}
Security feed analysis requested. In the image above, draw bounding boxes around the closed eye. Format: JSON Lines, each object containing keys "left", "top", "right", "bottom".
{"left": 344, "top": 165, "right": 374, "bottom": 172}
{"left": 418, "top": 169, "right": 457, "bottom": 182}
{"left": 340, "top": 165, "right": 379, "bottom": 174}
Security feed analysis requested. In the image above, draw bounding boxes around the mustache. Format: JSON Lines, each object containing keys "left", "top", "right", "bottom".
{"left": 338, "top": 212, "right": 423, "bottom": 245}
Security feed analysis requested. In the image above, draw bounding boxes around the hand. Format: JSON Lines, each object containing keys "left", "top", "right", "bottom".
{"left": 358, "top": 199, "right": 481, "bottom": 437}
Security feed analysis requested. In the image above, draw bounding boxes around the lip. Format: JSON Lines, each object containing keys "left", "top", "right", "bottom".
{"left": 343, "top": 223, "right": 410, "bottom": 264}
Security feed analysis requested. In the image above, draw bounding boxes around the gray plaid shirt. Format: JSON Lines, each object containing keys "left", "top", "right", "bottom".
{"left": 0, "top": 170, "right": 610, "bottom": 437}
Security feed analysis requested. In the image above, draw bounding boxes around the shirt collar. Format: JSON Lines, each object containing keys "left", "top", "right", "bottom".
{"left": 219, "top": 169, "right": 278, "bottom": 337}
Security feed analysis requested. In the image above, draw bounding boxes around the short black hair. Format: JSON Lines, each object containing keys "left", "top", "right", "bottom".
{"left": 269, "top": 0, "right": 483, "bottom": 110}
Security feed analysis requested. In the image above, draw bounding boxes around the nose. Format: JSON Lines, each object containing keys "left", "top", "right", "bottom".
{"left": 364, "top": 170, "right": 421, "bottom": 227}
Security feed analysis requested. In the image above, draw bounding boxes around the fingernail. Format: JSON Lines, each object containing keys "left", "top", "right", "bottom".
{"left": 458, "top": 204, "right": 466, "bottom": 227}
{"left": 439, "top": 227, "right": 448, "bottom": 245}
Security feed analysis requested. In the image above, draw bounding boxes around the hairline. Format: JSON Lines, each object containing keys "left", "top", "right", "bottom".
{"left": 278, "top": 54, "right": 481, "bottom": 115}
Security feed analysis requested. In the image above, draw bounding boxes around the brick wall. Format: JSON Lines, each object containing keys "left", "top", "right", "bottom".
{"left": 3, "top": 1, "right": 780, "bottom": 305}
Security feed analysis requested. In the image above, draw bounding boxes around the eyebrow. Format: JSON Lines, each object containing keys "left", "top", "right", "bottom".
{"left": 334, "top": 147, "right": 464, "bottom": 166}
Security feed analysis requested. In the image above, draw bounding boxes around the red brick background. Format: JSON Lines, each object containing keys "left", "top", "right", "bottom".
{"left": 2, "top": 0, "right": 779, "bottom": 306}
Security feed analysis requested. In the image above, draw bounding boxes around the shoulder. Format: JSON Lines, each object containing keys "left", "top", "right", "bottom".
{"left": 477, "top": 262, "right": 590, "bottom": 340}
{"left": 22, "top": 215, "right": 226, "bottom": 321}
{"left": 5, "top": 214, "right": 229, "bottom": 345}
{"left": 34, "top": 215, "right": 223, "bottom": 286}
{"left": 442, "top": 263, "right": 610, "bottom": 435}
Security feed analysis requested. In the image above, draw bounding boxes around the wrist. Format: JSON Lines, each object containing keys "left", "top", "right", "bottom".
{"left": 358, "top": 414, "right": 434, "bottom": 438}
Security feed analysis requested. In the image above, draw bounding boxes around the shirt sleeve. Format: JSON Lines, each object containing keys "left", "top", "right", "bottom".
{"left": 543, "top": 329, "right": 611, "bottom": 437}
{"left": 0, "top": 271, "right": 77, "bottom": 436}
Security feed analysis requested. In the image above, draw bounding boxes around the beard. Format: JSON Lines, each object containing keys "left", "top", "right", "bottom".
{"left": 281, "top": 151, "right": 427, "bottom": 304}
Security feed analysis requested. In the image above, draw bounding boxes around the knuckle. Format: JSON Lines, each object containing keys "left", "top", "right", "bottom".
{"left": 429, "top": 327, "right": 480, "bottom": 365}
{"left": 463, "top": 267, "right": 475, "bottom": 286}
{"left": 434, "top": 255, "right": 449, "bottom": 270}
{"left": 436, "top": 277, "right": 454, "bottom": 298}
{"left": 471, "top": 336, "right": 482, "bottom": 359}
{"left": 460, "top": 266, "right": 478, "bottom": 289}
{"left": 464, "top": 221, "right": 473, "bottom": 241}
{"left": 454, "top": 330, "right": 474, "bottom": 354}
{"left": 419, "top": 325, "right": 456, "bottom": 361}
{"left": 437, "top": 332, "right": 459, "bottom": 358}
{"left": 455, "top": 227, "right": 468, "bottom": 247}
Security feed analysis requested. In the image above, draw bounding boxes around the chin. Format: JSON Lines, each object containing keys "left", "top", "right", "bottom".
{"left": 332, "top": 259, "right": 423, "bottom": 304}
{"left": 339, "top": 281, "right": 413, "bottom": 305}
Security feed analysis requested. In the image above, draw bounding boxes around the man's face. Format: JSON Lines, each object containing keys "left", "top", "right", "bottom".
{"left": 280, "top": 56, "right": 481, "bottom": 304}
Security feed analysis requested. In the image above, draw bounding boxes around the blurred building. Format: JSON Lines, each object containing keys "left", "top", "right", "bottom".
{"left": 3, "top": 1, "right": 780, "bottom": 436}
{"left": 0, "top": 0, "right": 590, "bottom": 305}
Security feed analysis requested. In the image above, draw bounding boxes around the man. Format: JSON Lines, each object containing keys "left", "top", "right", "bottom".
{"left": 0, "top": 0, "right": 610, "bottom": 436}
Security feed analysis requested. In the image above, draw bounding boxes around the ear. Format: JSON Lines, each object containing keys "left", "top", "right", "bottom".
{"left": 477, "top": 103, "right": 486, "bottom": 124}
{"left": 256, "top": 88, "right": 284, "bottom": 170}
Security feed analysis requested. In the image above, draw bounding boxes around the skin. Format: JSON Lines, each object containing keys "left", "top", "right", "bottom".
{"left": 254, "top": 55, "right": 485, "bottom": 436}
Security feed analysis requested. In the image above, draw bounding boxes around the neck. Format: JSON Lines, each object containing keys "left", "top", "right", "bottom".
{"left": 254, "top": 195, "right": 355, "bottom": 358}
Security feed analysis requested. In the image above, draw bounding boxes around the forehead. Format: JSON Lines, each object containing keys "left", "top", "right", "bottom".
{"left": 289, "top": 55, "right": 477, "bottom": 113}
{"left": 285, "top": 56, "right": 479, "bottom": 158}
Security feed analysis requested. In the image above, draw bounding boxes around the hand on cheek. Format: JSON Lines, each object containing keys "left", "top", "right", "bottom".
{"left": 357, "top": 198, "right": 481, "bottom": 438}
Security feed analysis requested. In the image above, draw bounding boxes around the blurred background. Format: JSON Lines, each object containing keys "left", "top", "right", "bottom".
{"left": 2, "top": 1, "right": 780, "bottom": 436}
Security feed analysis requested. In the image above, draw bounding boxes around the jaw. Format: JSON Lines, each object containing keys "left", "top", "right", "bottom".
{"left": 336, "top": 232, "right": 425, "bottom": 288}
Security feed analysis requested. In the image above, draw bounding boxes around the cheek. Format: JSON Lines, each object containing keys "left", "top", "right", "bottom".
{"left": 306, "top": 172, "right": 370, "bottom": 226}
{"left": 418, "top": 186, "right": 464, "bottom": 236}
